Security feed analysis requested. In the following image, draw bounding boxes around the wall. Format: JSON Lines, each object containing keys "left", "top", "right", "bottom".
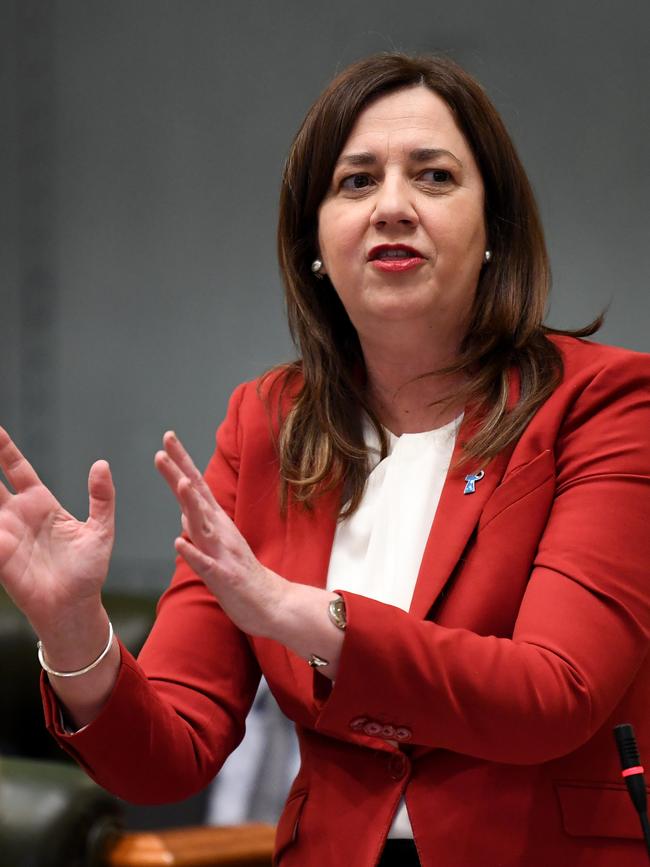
{"left": 3, "top": 0, "right": 649, "bottom": 591}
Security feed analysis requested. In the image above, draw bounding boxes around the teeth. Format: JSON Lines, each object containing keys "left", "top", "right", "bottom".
{"left": 377, "top": 249, "right": 412, "bottom": 259}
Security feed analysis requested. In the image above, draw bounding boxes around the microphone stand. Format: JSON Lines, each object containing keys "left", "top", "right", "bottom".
{"left": 613, "top": 723, "right": 650, "bottom": 860}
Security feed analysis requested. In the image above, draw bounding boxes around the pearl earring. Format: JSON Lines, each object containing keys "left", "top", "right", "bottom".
{"left": 311, "top": 259, "right": 324, "bottom": 278}
{"left": 483, "top": 250, "right": 492, "bottom": 264}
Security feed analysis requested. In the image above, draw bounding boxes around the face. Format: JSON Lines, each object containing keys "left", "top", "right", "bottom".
{"left": 317, "top": 86, "right": 487, "bottom": 351}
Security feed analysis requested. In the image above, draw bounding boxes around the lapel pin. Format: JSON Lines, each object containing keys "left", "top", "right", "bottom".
{"left": 463, "top": 470, "right": 485, "bottom": 494}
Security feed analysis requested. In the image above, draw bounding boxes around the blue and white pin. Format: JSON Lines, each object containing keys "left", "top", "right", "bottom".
{"left": 463, "top": 469, "right": 485, "bottom": 494}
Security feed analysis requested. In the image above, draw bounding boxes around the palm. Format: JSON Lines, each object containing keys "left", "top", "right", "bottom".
{"left": 0, "top": 429, "right": 114, "bottom": 627}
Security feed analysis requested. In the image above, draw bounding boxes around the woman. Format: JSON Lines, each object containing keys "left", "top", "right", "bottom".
{"left": 1, "top": 54, "right": 649, "bottom": 866}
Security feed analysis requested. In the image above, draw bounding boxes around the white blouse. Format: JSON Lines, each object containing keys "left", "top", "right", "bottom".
{"left": 326, "top": 414, "right": 461, "bottom": 838}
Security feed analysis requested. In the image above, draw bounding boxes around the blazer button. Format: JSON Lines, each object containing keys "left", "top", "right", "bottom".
{"left": 381, "top": 725, "right": 395, "bottom": 738}
{"left": 349, "top": 717, "right": 367, "bottom": 731}
{"left": 394, "top": 727, "right": 412, "bottom": 742}
{"left": 387, "top": 753, "right": 408, "bottom": 781}
{"left": 364, "top": 721, "right": 383, "bottom": 736}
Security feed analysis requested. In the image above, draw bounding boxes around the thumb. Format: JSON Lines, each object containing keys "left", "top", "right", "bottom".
{"left": 87, "top": 459, "right": 115, "bottom": 529}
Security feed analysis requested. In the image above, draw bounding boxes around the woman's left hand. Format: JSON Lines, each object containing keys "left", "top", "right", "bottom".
{"left": 155, "top": 431, "right": 286, "bottom": 638}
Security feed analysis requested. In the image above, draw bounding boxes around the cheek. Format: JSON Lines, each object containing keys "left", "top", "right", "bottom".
{"left": 432, "top": 207, "right": 486, "bottom": 257}
{"left": 317, "top": 215, "right": 335, "bottom": 264}
{"left": 318, "top": 203, "right": 365, "bottom": 257}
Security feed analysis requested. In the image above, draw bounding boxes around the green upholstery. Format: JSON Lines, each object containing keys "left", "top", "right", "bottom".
{"left": 0, "top": 756, "right": 123, "bottom": 867}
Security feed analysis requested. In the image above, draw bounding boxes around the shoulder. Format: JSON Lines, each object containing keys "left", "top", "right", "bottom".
{"left": 526, "top": 335, "right": 650, "bottom": 458}
{"left": 548, "top": 334, "right": 650, "bottom": 387}
{"left": 225, "top": 364, "right": 303, "bottom": 425}
{"left": 502, "top": 336, "right": 650, "bottom": 491}
{"left": 216, "top": 364, "right": 303, "bottom": 456}
{"left": 510, "top": 335, "right": 650, "bottom": 459}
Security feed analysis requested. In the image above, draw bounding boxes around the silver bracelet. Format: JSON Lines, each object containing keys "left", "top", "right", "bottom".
{"left": 37, "top": 620, "right": 114, "bottom": 678}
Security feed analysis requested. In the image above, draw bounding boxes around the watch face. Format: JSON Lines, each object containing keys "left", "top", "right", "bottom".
{"left": 329, "top": 597, "right": 347, "bottom": 629}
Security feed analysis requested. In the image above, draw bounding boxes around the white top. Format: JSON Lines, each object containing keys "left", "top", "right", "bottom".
{"left": 326, "top": 414, "right": 460, "bottom": 838}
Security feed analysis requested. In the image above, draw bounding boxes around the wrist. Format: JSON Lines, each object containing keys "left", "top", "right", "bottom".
{"left": 257, "top": 572, "right": 296, "bottom": 639}
{"left": 34, "top": 602, "right": 111, "bottom": 673}
{"left": 269, "top": 582, "right": 343, "bottom": 669}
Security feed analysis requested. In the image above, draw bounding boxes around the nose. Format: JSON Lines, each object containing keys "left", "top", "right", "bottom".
{"left": 371, "top": 175, "right": 419, "bottom": 230}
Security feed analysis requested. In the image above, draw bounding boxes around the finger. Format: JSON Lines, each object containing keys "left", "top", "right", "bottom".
{"left": 0, "top": 477, "right": 11, "bottom": 506}
{"left": 0, "top": 427, "right": 43, "bottom": 492}
{"left": 154, "top": 449, "right": 185, "bottom": 498}
{"left": 156, "top": 452, "right": 210, "bottom": 534}
{"left": 87, "top": 460, "right": 115, "bottom": 530}
{"left": 155, "top": 452, "right": 213, "bottom": 543}
{"left": 175, "top": 536, "right": 219, "bottom": 585}
{"left": 176, "top": 478, "right": 220, "bottom": 544}
{"left": 162, "top": 431, "right": 217, "bottom": 509}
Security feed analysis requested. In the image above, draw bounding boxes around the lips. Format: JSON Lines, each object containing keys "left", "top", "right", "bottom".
{"left": 367, "top": 243, "right": 426, "bottom": 273}
{"left": 368, "top": 243, "right": 426, "bottom": 261}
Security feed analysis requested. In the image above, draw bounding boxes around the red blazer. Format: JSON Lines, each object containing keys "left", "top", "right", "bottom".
{"left": 43, "top": 335, "right": 650, "bottom": 867}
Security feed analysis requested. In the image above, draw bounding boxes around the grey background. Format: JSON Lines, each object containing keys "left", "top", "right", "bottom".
{"left": 2, "top": 0, "right": 649, "bottom": 593}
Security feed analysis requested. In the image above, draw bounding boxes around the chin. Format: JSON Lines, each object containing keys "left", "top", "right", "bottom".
{"left": 364, "top": 287, "right": 442, "bottom": 319}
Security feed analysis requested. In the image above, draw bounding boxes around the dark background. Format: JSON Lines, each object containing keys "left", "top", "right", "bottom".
{"left": 2, "top": 0, "right": 649, "bottom": 593}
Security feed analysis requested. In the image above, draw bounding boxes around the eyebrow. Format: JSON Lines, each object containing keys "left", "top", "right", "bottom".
{"left": 335, "top": 148, "right": 463, "bottom": 168}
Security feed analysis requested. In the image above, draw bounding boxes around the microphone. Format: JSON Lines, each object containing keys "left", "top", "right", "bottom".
{"left": 613, "top": 723, "right": 650, "bottom": 859}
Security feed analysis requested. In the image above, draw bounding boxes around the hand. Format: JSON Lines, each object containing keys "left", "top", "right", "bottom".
{"left": 0, "top": 427, "right": 114, "bottom": 635}
{"left": 155, "top": 431, "right": 286, "bottom": 637}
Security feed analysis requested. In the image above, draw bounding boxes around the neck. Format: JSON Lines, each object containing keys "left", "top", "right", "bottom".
{"left": 361, "top": 337, "right": 465, "bottom": 435}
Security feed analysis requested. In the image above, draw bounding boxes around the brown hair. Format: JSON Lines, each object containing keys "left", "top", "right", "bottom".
{"left": 272, "top": 52, "right": 600, "bottom": 515}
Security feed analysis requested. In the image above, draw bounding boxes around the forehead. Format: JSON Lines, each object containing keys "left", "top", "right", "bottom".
{"left": 340, "top": 85, "right": 470, "bottom": 159}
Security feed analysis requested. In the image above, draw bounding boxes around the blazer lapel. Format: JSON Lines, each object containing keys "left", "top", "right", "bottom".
{"left": 409, "top": 436, "right": 513, "bottom": 619}
{"left": 410, "top": 367, "right": 521, "bottom": 620}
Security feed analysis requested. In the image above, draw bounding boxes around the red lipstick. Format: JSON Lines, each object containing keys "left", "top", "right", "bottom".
{"left": 368, "top": 243, "right": 426, "bottom": 273}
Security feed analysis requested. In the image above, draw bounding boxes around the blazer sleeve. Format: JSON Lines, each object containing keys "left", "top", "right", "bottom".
{"left": 313, "top": 349, "right": 650, "bottom": 764}
{"left": 41, "top": 382, "right": 262, "bottom": 804}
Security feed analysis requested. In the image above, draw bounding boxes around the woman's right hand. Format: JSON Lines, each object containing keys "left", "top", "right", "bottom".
{"left": 0, "top": 427, "right": 115, "bottom": 638}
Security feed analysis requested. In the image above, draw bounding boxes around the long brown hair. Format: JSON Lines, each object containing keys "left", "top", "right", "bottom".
{"left": 272, "top": 53, "right": 600, "bottom": 515}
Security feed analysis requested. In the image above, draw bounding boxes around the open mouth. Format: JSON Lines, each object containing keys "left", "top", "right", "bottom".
{"left": 368, "top": 244, "right": 425, "bottom": 261}
{"left": 368, "top": 244, "right": 426, "bottom": 272}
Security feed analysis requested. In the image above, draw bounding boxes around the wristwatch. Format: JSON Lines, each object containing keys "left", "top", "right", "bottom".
{"left": 328, "top": 595, "right": 347, "bottom": 631}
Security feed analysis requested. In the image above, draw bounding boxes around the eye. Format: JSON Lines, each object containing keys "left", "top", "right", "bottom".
{"left": 340, "top": 173, "right": 375, "bottom": 191}
{"left": 420, "top": 168, "right": 453, "bottom": 184}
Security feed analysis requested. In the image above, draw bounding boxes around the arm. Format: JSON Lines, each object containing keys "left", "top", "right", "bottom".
{"left": 155, "top": 432, "right": 346, "bottom": 678}
{"left": 42, "top": 567, "right": 262, "bottom": 803}
{"left": 39, "top": 383, "right": 263, "bottom": 802}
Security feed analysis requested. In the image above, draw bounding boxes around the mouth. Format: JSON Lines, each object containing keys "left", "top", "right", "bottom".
{"left": 368, "top": 244, "right": 426, "bottom": 261}
{"left": 367, "top": 243, "right": 426, "bottom": 273}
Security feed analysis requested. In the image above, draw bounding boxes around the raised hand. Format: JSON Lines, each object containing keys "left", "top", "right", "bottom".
{"left": 154, "top": 431, "right": 286, "bottom": 638}
{"left": 0, "top": 427, "right": 115, "bottom": 637}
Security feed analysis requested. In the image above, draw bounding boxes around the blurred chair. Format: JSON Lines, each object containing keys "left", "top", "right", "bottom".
{"left": 1, "top": 754, "right": 123, "bottom": 867}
